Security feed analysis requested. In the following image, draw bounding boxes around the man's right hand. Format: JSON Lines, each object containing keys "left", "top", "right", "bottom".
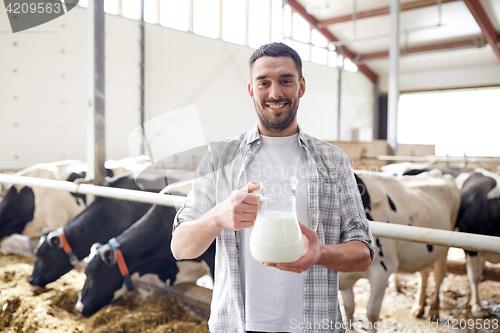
{"left": 214, "top": 182, "right": 260, "bottom": 231}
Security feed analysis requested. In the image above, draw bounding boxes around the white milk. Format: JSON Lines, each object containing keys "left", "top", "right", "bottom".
{"left": 249, "top": 211, "right": 304, "bottom": 263}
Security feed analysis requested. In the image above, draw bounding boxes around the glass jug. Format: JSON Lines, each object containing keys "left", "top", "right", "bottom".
{"left": 249, "top": 175, "right": 304, "bottom": 263}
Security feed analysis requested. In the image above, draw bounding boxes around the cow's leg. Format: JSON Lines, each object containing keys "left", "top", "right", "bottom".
{"left": 393, "top": 273, "right": 404, "bottom": 293}
{"left": 341, "top": 287, "right": 355, "bottom": 324}
{"left": 366, "top": 269, "right": 392, "bottom": 333}
{"left": 411, "top": 267, "right": 429, "bottom": 318}
{"left": 428, "top": 254, "right": 447, "bottom": 321}
{"left": 466, "top": 253, "right": 488, "bottom": 317}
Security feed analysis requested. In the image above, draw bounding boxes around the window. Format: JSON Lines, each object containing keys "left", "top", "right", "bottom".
{"left": 311, "top": 29, "right": 327, "bottom": 65}
{"left": 248, "top": 0, "right": 271, "bottom": 48}
{"left": 343, "top": 58, "right": 358, "bottom": 72}
{"left": 328, "top": 51, "right": 338, "bottom": 67}
{"left": 193, "top": 0, "right": 220, "bottom": 39}
{"left": 122, "top": 0, "right": 141, "bottom": 20}
{"left": 398, "top": 88, "right": 500, "bottom": 156}
{"left": 104, "top": 0, "right": 118, "bottom": 14}
{"left": 292, "top": 12, "right": 309, "bottom": 43}
{"left": 144, "top": 0, "right": 158, "bottom": 24}
{"left": 222, "top": 0, "right": 245, "bottom": 45}
{"left": 283, "top": 4, "right": 291, "bottom": 38}
{"left": 271, "top": 0, "right": 283, "bottom": 42}
{"left": 160, "top": 0, "right": 190, "bottom": 32}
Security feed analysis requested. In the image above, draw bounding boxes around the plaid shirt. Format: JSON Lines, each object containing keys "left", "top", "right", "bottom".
{"left": 174, "top": 124, "right": 375, "bottom": 333}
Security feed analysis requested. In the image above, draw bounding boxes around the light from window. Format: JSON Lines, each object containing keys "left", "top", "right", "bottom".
{"left": 337, "top": 54, "right": 344, "bottom": 67}
{"left": 193, "top": 0, "right": 220, "bottom": 39}
{"left": 398, "top": 88, "right": 500, "bottom": 156}
{"left": 144, "top": 0, "right": 157, "bottom": 24}
{"left": 328, "top": 51, "right": 338, "bottom": 67}
{"left": 104, "top": 0, "right": 118, "bottom": 14}
{"left": 293, "top": 41, "right": 310, "bottom": 61}
{"left": 311, "top": 29, "right": 327, "bottom": 65}
{"left": 79, "top": 0, "right": 88, "bottom": 7}
{"left": 248, "top": 0, "right": 270, "bottom": 49}
{"left": 271, "top": 0, "right": 283, "bottom": 42}
{"left": 344, "top": 58, "right": 358, "bottom": 72}
{"left": 160, "top": 0, "right": 190, "bottom": 32}
{"left": 122, "top": 0, "right": 141, "bottom": 20}
{"left": 311, "top": 29, "right": 327, "bottom": 47}
{"left": 222, "top": 0, "right": 245, "bottom": 45}
{"left": 292, "top": 12, "right": 309, "bottom": 43}
{"left": 283, "top": 5, "right": 291, "bottom": 38}
{"left": 311, "top": 47, "right": 327, "bottom": 65}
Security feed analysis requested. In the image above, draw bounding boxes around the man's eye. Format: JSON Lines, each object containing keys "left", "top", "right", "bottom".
{"left": 259, "top": 82, "right": 268, "bottom": 86}
{"left": 282, "top": 80, "right": 291, "bottom": 84}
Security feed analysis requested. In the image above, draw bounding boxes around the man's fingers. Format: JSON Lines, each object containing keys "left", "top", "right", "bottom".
{"left": 242, "top": 181, "right": 260, "bottom": 193}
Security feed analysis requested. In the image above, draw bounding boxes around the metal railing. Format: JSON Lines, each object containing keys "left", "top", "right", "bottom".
{"left": 0, "top": 174, "right": 499, "bottom": 255}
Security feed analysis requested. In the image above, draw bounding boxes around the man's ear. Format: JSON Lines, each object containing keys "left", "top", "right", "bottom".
{"left": 299, "top": 77, "right": 306, "bottom": 98}
{"left": 248, "top": 82, "right": 254, "bottom": 99}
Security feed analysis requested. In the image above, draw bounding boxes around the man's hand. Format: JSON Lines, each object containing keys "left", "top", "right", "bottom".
{"left": 214, "top": 182, "right": 260, "bottom": 231}
{"left": 263, "top": 223, "right": 372, "bottom": 273}
{"left": 263, "top": 223, "right": 322, "bottom": 273}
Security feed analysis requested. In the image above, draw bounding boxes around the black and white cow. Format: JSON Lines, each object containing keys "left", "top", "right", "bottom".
{"left": 28, "top": 169, "right": 180, "bottom": 287}
{"left": 0, "top": 161, "right": 88, "bottom": 254}
{"left": 0, "top": 157, "right": 152, "bottom": 255}
{"left": 75, "top": 203, "right": 215, "bottom": 316}
{"left": 339, "top": 170, "right": 460, "bottom": 332}
{"left": 392, "top": 165, "right": 500, "bottom": 317}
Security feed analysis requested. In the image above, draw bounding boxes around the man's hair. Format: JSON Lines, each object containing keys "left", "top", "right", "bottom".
{"left": 249, "top": 42, "right": 303, "bottom": 80}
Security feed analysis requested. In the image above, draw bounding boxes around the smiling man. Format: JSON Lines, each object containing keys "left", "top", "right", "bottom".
{"left": 171, "top": 42, "right": 374, "bottom": 333}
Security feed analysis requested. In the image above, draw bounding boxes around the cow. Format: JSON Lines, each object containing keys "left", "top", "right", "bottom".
{"left": 27, "top": 169, "right": 185, "bottom": 287}
{"left": 0, "top": 160, "right": 89, "bottom": 254}
{"left": 75, "top": 203, "right": 215, "bottom": 316}
{"left": 339, "top": 170, "right": 460, "bottom": 332}
{"left": 391, "top": 165, "right": 500, "bottom": 317}
{"left": 0, "top": 157, "right": 152, "bottom": 255}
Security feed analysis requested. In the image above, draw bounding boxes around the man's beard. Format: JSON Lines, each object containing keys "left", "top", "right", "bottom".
{"left": 255, "top": 96, "right": 299, "bottom": 133}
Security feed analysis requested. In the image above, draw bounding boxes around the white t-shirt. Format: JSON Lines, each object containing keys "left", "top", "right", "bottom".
{"left": 240, "top": 133, "right": 311, "bottom": 333}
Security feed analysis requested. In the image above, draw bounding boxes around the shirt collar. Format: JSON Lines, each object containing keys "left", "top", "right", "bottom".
{"left": 244, "top": 123, "right": 309, "bottom": 147}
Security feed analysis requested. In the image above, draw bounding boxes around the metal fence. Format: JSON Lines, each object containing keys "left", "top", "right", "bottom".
{"left": 1, "top": 174, "right": 499, "bottom": 255}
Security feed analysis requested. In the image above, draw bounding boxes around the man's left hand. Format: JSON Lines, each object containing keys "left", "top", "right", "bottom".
{"left": 262, "top": 223, "right": 322, "bottom": 273}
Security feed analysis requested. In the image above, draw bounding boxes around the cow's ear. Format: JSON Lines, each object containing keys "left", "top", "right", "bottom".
{"left": 101, "top": 249, "right": 115, "bottom": 266}
{"left": 42, "top": 228, "right": 53, "bottom": 237}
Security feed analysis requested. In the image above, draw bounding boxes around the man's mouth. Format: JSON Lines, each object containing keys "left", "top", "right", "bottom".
{"left": 266, "top": 102, "right": 287, "bottom": 112}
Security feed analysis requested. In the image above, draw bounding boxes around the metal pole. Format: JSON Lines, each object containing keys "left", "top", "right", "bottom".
{"left": 369, "top": 221, "right": 500, "bottom": 255}
{"left": 87, "top": 0, "right": 106, "bottom": 184}
{"left": 1, "top": 174, "right": 499, "bottom": 255}
{"left": 140, "top": 0, "right": 146, "bottom": 155}
{"left": 337, "top": 65, "right": 342, "bottom": 140}
{"left": 0, "top": 175, "right": 186, "bottom": 208}
{"left": 387, "top": 0, "right": 400, "bottom": 154}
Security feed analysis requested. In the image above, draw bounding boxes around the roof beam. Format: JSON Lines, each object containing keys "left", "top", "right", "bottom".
{"left": 286, "top": 0, "right": 378, "bottom": 83}
{"left": 358, "top": 37, "right": 484, "bottom": 61}
{"left": 319, "top": 0, "right": 459, "bottom": 28}
{"left": 463, "top": 0, "right": 500, "bottom": 61}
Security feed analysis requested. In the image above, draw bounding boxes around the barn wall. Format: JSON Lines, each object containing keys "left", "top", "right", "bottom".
{"left": 379, "top": 64, "right": 500, "bottom": 93}
{"left": 0, "top": 6, "right": 375, "bottom": 170}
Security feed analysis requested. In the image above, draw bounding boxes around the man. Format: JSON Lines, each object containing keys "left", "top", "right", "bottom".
{"left": 171, "top": 42, "right": 374, "bottom": 333}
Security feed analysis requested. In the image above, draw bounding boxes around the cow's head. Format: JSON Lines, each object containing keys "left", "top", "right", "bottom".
{"left": 77, "top": 242, "right": 124, "bottom": 316}
{"left": 28, "top": 229, "right": 73, "bottom": 287}
{"left": 0, "top": 186, "right": 35, "bottom": 240}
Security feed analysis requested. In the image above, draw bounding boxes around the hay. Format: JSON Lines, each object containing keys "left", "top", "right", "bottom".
{"left": 0, "top": 253, "right": 208, "bottom": 332}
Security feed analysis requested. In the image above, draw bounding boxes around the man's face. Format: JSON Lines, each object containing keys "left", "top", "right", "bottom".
{"left": 248, "top": 56, "right": 306, "bottom": 136}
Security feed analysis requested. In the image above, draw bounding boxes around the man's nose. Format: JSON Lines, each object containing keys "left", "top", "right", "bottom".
{"left": 269, "top": 84, "right": 283, "bottom": 99}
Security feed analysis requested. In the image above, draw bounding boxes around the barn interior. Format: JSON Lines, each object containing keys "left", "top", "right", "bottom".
{"left": 1, "top": 1, "right": 500, "bottom": 332}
